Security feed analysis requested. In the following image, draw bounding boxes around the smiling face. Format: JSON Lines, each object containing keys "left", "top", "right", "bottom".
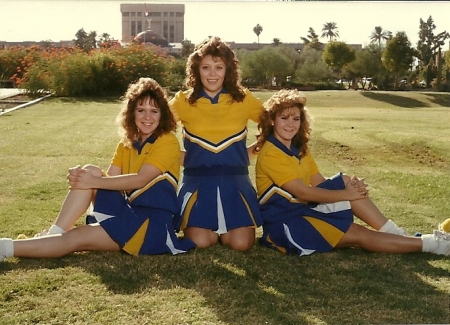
{"left": 199, "top": 55, "right": 226, "bottom": 98}
{"left": 134, "top": 96, "right": 161, "bottom": 142}
{"left": 272, "top": 107, "right": 301, "bottom": 148}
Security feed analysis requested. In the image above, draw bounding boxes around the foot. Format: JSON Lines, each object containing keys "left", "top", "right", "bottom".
{"left": 34, "top": 229, "right": 49, "bottom": 237}
{"left": 0, "top": 238, "right": 13, "bottom": 262}
{"left": 425, "top": 230, "right": 450, "bottom": 256}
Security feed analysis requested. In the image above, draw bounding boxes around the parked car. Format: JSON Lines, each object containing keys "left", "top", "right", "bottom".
{"left": 335, "top": 79, "right": 349, "bottom": 84}
{"left": 419, "top": 80, "right": 426, "bottom": 87}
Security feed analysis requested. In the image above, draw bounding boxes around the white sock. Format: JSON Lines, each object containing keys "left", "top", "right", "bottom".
{"left": 379, "top": 219, "right": 401, "bottom": 234}
{"left": 48, "top": 224, "right": 66, "bottom": 235}
{"left": 421, "top": 234, "right": 438, "bottom": 253}
{"left": 0, "top": 238, "right": 14, "bottom": 258}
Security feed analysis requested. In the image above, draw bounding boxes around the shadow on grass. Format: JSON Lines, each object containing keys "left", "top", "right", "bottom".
{"left": 4, "top": 245, "right": 449, "bottom": 324}
{"left": 424, "top": 93, "right": 450, "bottom": 107}
{"left": 360, "top": 92, "right": 428, "bottom": 108}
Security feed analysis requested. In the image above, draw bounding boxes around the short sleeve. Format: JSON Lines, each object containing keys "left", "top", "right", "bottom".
{"left": 144, "top": 133, "right": 180, "bottom": 173}
{"left": 259, "top": 149, "right": 299, "bottom": 187}
{"left": 244, "top": 90, "right": 263, "bottom": 123}
{"left": 110, "top": 142, "right": 124, "bottom": 168}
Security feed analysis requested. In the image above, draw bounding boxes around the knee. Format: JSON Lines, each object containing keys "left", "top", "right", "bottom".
{"left": 82, "top": 164, "right": 103, "bottom": 177}
{"left": 341, "top": 174, "right": 351, "bottom": 185}
{"left": 228, "top": 239, "right": 254, "bottom": 251}
{"left": 221, "top": 235, "right": 255, "bottom": 251}
{"left": 184, "top": 228, "right": 218, "bottom": 249}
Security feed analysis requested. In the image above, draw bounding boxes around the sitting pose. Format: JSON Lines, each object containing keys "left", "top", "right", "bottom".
{"left": 255, "top": 89, "right": 449, "bottom": 256}
{"left": 0, "top": 77, "right": 195, "bottom": 262}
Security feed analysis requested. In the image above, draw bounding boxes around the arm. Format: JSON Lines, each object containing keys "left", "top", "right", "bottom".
{"left": 70, "top": 163, "right": 162, "bottom": 191}
{"left": 281, "top": 174, "right": 367, "bottom": 204}
{"left": 247, "top": 141, "right": 258, "bottom": 161}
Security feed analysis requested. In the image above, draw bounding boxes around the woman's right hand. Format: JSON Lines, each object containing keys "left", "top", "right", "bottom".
{"left": 345, "top": 175, "right": 369, "bottom": 200}
{"left": 67, "top": 165, "right": 88, "bottom": 189}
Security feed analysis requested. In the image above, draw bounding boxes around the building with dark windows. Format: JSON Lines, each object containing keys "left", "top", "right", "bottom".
{"left": 120, "top": 3, "right": 185, "bottom": 44}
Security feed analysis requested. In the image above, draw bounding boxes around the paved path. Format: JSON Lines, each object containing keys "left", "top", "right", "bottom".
{"left": 0, "top": 88, "right": 23, "bottom": 100}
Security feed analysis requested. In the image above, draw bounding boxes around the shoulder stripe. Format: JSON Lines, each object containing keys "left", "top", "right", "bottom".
{"left": 128, "top": 172, "right": 178, "bottom": 203}
{"left": 183, "top": 128, "right": 247, "bottom": 153}
{"left": 258, "top": 185, "right": 301, "bottom": 205}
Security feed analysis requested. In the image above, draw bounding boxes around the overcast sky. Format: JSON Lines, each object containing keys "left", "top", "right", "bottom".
{"left": 1, "top": 1, "right": 449, "bottom": 47}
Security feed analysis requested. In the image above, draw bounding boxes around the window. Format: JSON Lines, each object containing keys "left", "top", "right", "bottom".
{"left": 123, "top": 12, "right": 129, "bottom": 17}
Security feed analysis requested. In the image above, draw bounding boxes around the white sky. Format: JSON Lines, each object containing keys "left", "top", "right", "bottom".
{"left": 0, "top": 0, "right": 449, "bottom": 48}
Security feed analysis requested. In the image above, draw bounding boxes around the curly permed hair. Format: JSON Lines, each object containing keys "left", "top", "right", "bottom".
{"left": 185, "top": 36, "right": 245, "bottom": 105}
{"left": 116, "top": 77, "right": 177, "bottom": 147}
{"left": 256, "top": 89, "right": 312, "bottom": 157}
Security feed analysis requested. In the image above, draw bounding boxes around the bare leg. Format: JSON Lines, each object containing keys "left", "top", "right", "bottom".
{"left": 13, "top": 224, "right": 120, "bottom": 258}
{"left": 184, "top": 227, "right": 219, "bottom": 248}
{"left": 220, "top": 227, "right": 255, "bottom": 251}
{"left": 53, "top": 165, "right": 103, "bottom": 231}
{"left": 341, "top": 174, "right": 389, "bottom": 230}
{"left": 336, "top": 224, "right": 422, "bottom": 253}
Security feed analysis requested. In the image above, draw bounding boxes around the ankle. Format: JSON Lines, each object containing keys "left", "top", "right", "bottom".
{"left": 421, "top": 234, "right": 438, "bottom": 253}
{"left": 379, "top": 219, "right": 407, "bottom": 235}
{"left": 48, "top": 224, "right": 66, "bottom": 235}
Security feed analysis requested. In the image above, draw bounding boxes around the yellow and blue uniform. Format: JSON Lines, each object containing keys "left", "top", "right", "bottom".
{"left": 91, "top": 132, "right": 196, "bottom": 255}
{"left": 170, "top": 89, "right": 263, "bottom": 234}
{"left": 256, "top": 135, "right": 353, "bottom": 256}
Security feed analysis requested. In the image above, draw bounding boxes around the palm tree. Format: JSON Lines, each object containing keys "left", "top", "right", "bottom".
{"left": 253, "top": 24, "right": 263, "bottom": 46}
{"left": 369, "top": 26, "right": 392, "bottom": 47}
{"left": 272, "top": 38, "right": 281, "bottom": 46}
{"left": 321, "top": 22, "right": 339, "bottom": 42}
{"left": 301, "top": 27, "right": 322, "bottom": 50}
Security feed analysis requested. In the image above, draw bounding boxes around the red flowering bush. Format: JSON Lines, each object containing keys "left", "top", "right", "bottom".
{"left": 1, "top": 43, "right": 173, "bottom": 97}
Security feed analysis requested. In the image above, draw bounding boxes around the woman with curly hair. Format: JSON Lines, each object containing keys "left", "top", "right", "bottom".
{"left": 170, "top": 36, "right": 263, "bottom": 251}
{"left": 255, "top": 89, "right": 450, "bottom": 256}
{"left": 0, "top": 78, "right": 195, "bottom": 262}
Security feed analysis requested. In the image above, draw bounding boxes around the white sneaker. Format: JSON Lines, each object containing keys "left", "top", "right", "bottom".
{"left": 429, "top": 230, "right": 450, "bottom": 256}
{"left": 34, "top": 229, "right": 49, "bottom": 237}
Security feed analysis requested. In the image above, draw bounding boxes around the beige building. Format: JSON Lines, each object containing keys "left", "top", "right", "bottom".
{"left": 120, "top": 3, "right": 185, "bottom": 44}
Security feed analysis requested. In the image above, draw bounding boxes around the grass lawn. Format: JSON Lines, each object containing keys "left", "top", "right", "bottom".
{"left": 0, "top": 90, "right": 449, "bottom": 324}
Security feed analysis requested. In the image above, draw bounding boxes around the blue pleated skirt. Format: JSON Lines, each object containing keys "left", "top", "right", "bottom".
{"left": 91, "top": 189, "right": 196, "bottom": 255}
{"left": 175, "top": 173, "right": 262, "bottom": 234}
{"left": 259, "top": 174, "right": 354, "bottom": 256}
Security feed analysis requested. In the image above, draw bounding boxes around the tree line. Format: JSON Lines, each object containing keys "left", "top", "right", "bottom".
{"left": 1, "top": 16, "right": 449, "bottom": 96}
{"left": 248, "top": 16, "right": 449, "bottom": 91}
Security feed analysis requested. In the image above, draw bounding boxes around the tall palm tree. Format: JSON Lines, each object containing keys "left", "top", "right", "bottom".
{"left": 321, "top": 22, "right": 339, "bottom": 42}
{"left": 253, "top": 24, "right": 263, "bottom": 46}
{"left": 369, "top": 26, "right": 392, "bottom": 47}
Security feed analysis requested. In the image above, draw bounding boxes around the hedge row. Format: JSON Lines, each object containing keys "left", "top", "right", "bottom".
{"left": 0, "top": 44, "right": 181, "bottom": 97}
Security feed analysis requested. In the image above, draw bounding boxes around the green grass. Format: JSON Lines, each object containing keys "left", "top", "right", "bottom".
{"left": 1, "top": 90, "right": 449, "bottom": 324}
